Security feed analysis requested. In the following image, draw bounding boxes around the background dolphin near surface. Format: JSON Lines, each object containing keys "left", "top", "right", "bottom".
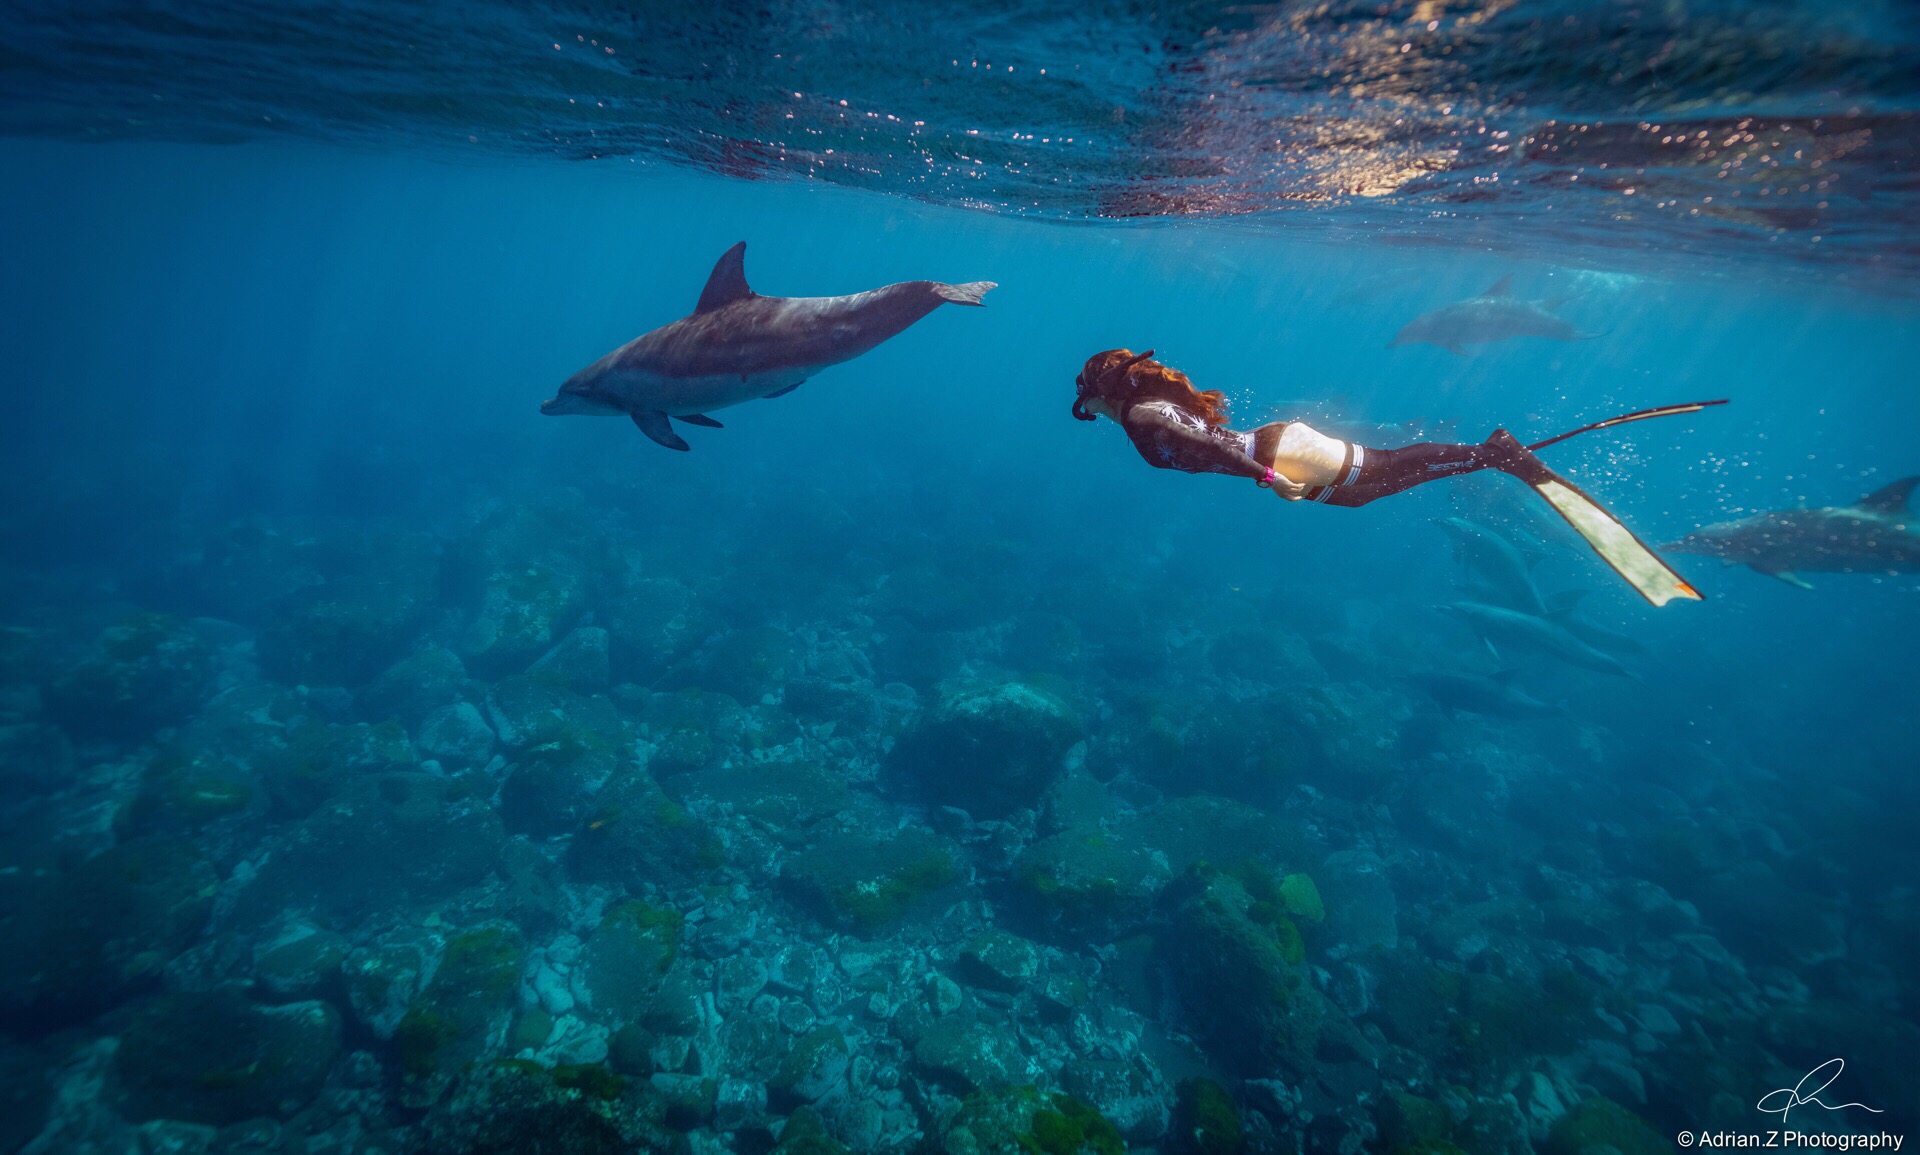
{"left": 541, "top": 242, "right": 996, "bottom": 450}
{"left": 1389, "top": 275, "right": 1598, "bottom": 354}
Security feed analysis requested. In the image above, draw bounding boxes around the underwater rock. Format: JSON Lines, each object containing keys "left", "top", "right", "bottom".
{"left": 769, "top": 1025, "right": 852, "bottom": 1106}
{"left": 485, "top": 673, "right": 627, "bottom": 752}
{"left": 1165, "top": 871, "right": 1328, "bottom": 1078}
{"left": 0, "top": 836, "right": 216, "bottom": 1028}
{"left": 255, "top": 717, "right": 417, "bottom": 818}
{"left": 252, "top": 920, "right": 349, "bottom": 1002}
{"left": 1012, "top": 825, "right": 1172, "bottom": 936}
{"left": 237, "top": 773, "right": 502, "bottom": 921}
{"left": 1127, "top": 794, "right": 1302, "bottom": 873}
{"left": 45, "top": 613, "right": 217, "bottom": 739}
{"left": 256, "top": 537, "right": 439, "bottom": 685}
{"left": 343, "top": 930, "right": 438, "bottom": 1040}
{"left": 1319, "top": 849, "right": 1399, "bottom": 953}
{"left": 685, "top": 758, "right": 850, "bottom": 843}
{"left": 0, "top": 1037, "right": 51, "bottom": 1154}
{"left": 665, "top": 624, "right": 803, "bottom": 703}
{"left": 602, "top": 577, "right": 712, "bottom": 685}
{"left": 956, "top": 930, "right": 1043, "bottom": 993}
{"left": 933, "top": 1087, "right": 1124, "bottom": 1155}
{"left": 567, "top": 768, "right": 725, "bottom": 891}
{"left": 577, "top": 902, "right": 685, "bottom": 1024}
{"left": 1037, "top": 766, "right": 1118, "bottom": 835}
{"left": 531, "top": 627, "right": 613, "bottom": 695}
{"left": 1083, "top": 707, "right": 1184, "bottom": 785}
{"left": 0, "top": 722, "right": 72, "bottom": 803}
{"left": 394, "top": 921, "right": 528, "bottom": 1108}
{"left": 359, "top": 644, "right": 469, "bottom": 729}
{"left": 116, "top": 989, "right": 340, "bottom": 1125}
{"left": 501, "top": 729, "right": 622, "bottom": 839}
{"left": 1063, "top": 1057, "right": 1170, "bottom": 1143}
{"left": 772, "top": 1105, "right": 854, "bottom": 1154}
{"left": 885, "top": 678, "right": 1080, "bottom": 818}
{"left": 780, "top": 827, "right": 959, "bottom": 932}
{"left": 1542, "top": 1094, "right": 1668, "bottom": 1155}
{"left": 412, "top": 1058, "right": 678, "bottom": 1155}
{"left": 417, "top": 701, "right": 496, "bottom": 771}
{"left": 910, "top": 1016, "right": 1031, "bottom": 1093}
{"left": 1171, "top": 1077, "right": 1244, "bottom": 1155}
{"left": 449, "top": 505, "right": 602, "bottom": 679}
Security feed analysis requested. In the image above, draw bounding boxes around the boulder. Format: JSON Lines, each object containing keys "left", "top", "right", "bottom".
{"left": 781, "top": 828, "right": 959, "bottom": 932}
{"left": 116, "top": 990, "right": 340, "bottom": 1125}
{"left": 46, "top": 613, "right": 217, "bottom": 739}
{"left": 885, "top": 679, "right": 1080, "bottom": 818}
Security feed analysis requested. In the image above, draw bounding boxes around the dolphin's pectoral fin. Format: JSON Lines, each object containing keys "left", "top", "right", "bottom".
{"left": 762, "top": 382, "right": 803, "bottom": 399}
{"left": 1756, "top": 567, "right": 1814, "bottom": 590}
{"left": 631, "top": 410, "right": 690, "bottom": 451}
{"left": 694, "top": 242, "right": 754, "bottom": 314}
{"left": 1484, "top": 274, "right": 1514, "bottom": 297}
{"left": 675, "top": 413, "right": 723, "bottom": 428}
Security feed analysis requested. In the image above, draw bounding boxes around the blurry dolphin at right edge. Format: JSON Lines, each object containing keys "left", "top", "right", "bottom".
{"left": 1662, "top": 476, "right": 1920, "bottom": 588}
{"left": 1389, "top": 275, "right": 1597, "bottom": 354}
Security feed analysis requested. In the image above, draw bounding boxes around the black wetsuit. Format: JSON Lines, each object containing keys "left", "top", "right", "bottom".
{"left": 1121, "top": 398, "right": 1496, "bottom": 506}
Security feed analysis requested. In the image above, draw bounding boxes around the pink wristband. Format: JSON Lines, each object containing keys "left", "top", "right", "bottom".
{"left": 1258, "top": 467, "right": 1277, "bottom": 488}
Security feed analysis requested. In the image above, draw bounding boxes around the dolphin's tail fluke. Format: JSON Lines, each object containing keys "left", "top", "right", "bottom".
{"left": 933, "top": 281, "right": 997, "bottom": 306}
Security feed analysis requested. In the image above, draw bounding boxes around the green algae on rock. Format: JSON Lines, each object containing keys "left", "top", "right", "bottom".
{"left": 116, "top": 989, "right": 341, "bottom": 1125}
{"left": 781, "top": 826, "right": 959, "bottom": 932}
{"left": 394, "top": 922, "right": 528, "bottom": 1108}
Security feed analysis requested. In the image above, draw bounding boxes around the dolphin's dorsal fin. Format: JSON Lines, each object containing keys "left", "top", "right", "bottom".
{"left": 695, "top": 242, "right": 754, "bottom": 314}
{"left": 1483, "top": 274, "right": 1514, "bottom": 297}
{"left": 1854, "top": 475, "right": 1920, "bottom": 514}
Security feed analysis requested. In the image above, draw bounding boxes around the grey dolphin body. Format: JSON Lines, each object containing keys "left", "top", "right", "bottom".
{"left": 1389, "top": 275, "right": 1594, "bottom": 354}
{"left": 1437, "top": 517, "right": 1645, "bottom": 654}
{"left": 541, "top": 242, "right": 996, "bottom": 450}
{"left": 1437, "top": 517, "right": 1549, "bottom": 615}
{"left": 1662, "top": 477, "right": 1920, "bottom": 588}
{"left": 1404, "top": 670, "right": 1564, "bottom": 718}
{"left": 1437, "top": 600, "right": 1638, "bottom": 679}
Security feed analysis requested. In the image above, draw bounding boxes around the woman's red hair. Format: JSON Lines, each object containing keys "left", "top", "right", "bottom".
{"left": 1076, "top": 349, "right": 1230, "bottom": 426}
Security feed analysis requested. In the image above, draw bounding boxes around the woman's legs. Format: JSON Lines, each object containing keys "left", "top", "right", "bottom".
{"left": 1310, "top": 431, "right": 1526, "bottom": 507}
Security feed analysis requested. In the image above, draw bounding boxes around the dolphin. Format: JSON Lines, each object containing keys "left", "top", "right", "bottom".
{"left": 1436, "top": 517, "right": 1645, "bottom": 654}
{"left": 1437, "top": 516, "right": 1549, "bottom": 615}
{"left": 541, "top": 242, "right": 997, "bottom": 450}
{"left": 1661, "top": 476, "right": 1920, "bottom": 588}
{"left": 1436, "top": 600, "right": 1639, "bottom": 679}
{"left": 1388, "top": 275, "right": 1596, "bottom": 354}
{"left": 1403, "top": 670, "right": 1565, "bottom": 719}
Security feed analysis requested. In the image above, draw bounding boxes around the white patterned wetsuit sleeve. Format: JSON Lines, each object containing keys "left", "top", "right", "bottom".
{"left": 1122, "top": 401, "right": 1267, "bottom": 478}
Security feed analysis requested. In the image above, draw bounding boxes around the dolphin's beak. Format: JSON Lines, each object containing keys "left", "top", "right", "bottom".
{"left": 539, "top": 396, "right": 562, "bottom": 415}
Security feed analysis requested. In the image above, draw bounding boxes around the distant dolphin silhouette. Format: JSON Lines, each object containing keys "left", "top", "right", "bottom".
{"left": 1389, "top": 275, "right": 1596, "bottom": 354}
{"left": 1403, "top": 670, "right": 1564, "bottom": 719}
{"left": 1663, "top": 476, "right": 1920, "bottom": 588}
{"left": 541, "top": 242, "right": 996, "bottom": 450}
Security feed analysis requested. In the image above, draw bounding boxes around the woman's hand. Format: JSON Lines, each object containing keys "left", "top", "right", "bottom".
{"left": 1261, "top": 469, "right": 1309, "bottom": 501}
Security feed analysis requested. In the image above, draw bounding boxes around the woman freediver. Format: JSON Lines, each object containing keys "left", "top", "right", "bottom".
{"left": 1071, "top": 348, "right": 1723, "bottom": 606}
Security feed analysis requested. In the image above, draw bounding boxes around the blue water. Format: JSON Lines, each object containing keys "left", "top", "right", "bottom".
{"left": 3, "top": 4, "right": 1919, "bottom": 1152}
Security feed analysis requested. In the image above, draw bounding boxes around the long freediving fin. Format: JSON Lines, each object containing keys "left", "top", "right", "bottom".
{"left": 632, "top": 410, "right": 690, "bottom": 451}
{"left": 1527, "top": 399, "right": 1729, "bottom": 453}
{"left": 1502, "top": 451, "right": 1701, "bottom": 607}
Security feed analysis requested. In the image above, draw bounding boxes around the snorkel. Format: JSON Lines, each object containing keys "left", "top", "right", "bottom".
{"left": 1072, "top": 348, "right": 1157, "bottom": 422}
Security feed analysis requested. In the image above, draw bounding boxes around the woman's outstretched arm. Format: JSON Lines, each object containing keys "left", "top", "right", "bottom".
{"left": 1124, "top": 406, "right": 1308, "bottom": 497}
